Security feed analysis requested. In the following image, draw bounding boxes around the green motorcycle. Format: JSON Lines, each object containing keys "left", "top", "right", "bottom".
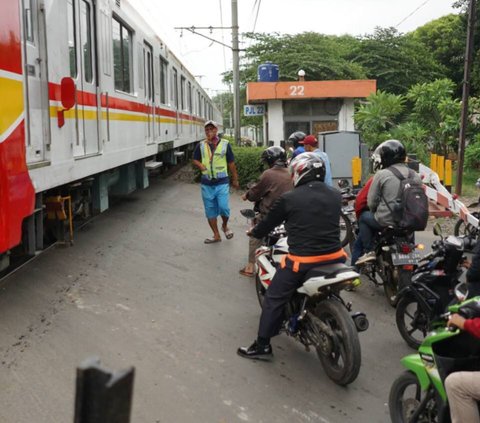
{"left": 389, "top": 287, "right": 480, "bottom": 422}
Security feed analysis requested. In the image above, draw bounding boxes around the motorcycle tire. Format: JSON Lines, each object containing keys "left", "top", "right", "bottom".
{"left": 454, "top": 218, "right": 478, "bottom": 252}
{"left": 255, "top": 274, "right": 266, "bottom": 308}
{"left": 314, "top": 300, "right": 361, "bottom": 386}
{"left": 383, "top": 266, "right": 398, "bottom": 308}
{"left": 396, "top": 295, "right": 430, "bottom": 350}
{"left": 339, "top": 212, "right": 353, "bottom": 248}
{"left": 389, "top": 371, "right": 437, "bottom": 423}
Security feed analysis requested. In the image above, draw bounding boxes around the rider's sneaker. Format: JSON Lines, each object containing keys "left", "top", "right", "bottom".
{"left": 237, "top": 341, "right": 273, "bottom": 360}
{"left": 355, "top": 251, "right": 376, "bottom": 265}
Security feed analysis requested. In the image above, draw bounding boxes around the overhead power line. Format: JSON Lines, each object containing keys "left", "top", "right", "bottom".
{"left": 395, "top": 0, "right": 432, "bottom": 28}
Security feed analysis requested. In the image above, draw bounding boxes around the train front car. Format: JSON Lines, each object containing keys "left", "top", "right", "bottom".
{"left": 0, "top": 0, "right": 36, "bottom": 270}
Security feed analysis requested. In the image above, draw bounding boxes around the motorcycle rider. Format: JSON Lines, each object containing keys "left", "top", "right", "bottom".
{"left": 289, "top": 131, "right": 306, "bottom": 160}
{"left": 445, "top": 313, "right": 480, "bottom": 423}
{"left": 239, "top": 146, "right": 293, "bottom": 277}
{"left": 355, "top": 140, "right": 422, "bottom": 265}
{"left": 301, "top": 135, "right": 333, "bottom": 186}
{"left": 237, "top": 153, "right": 347, "bottom": 360}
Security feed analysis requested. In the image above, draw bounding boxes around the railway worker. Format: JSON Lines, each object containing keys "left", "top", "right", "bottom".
{"left": 299, "top": 135, "right": 333, "bottom": 186}
{"left": 192, "top": 120, "right": 239, "bottom": 244}
{"left": 238, "top": 153, "right": 346, "bottom": 360}
{"left": 239, "top": 146, "right": 293, "bottom": 277}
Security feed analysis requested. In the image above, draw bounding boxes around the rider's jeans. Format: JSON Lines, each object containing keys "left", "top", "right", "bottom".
{"left": 358, "top": 211, "right": 383, "bottom": 252}
{"left": 258, "top": 256, "right": 346, "bottom": 339}
{"left": 445, "top": 371, "right": 480, "bottom": 423}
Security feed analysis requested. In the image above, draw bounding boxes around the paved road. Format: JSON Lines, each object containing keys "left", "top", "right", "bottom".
{"left": 0, "top": 175, "right": 440, "bottom": 423}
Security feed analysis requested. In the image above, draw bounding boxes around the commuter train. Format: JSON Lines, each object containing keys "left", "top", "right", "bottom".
{"left": 0, "top": 0, "right": 222, "bottom": 271}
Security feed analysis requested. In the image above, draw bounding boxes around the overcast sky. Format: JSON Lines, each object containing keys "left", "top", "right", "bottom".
{"left": 130, "top": 0, "right": 458, "bottom": 94}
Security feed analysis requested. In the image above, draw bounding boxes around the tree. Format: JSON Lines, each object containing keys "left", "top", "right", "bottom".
{"left": 349, "top": 27, "right": 447, "bottom": 94}
{"left": 411, "top": 14, "right": 465, "bottom": 96}
{"left": 354, "top": 90, "right": 405, "bottom": 146}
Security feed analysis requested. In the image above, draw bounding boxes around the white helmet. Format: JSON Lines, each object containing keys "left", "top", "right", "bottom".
{"left": 289, "top": 152, "right": 326, "bottom": 187}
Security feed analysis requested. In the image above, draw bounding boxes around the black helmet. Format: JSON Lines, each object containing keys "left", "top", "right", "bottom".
{"left": 372, "top": 140, "right": 406, "bottom": 170}
{"left": 288, "top": 131, "right": 306, "bottom": 148}
{"left": 289, "top": 152, "right": 326, "bottom": 186}
{"left": 261, "top": 146, "right": 287, "bottom": 167}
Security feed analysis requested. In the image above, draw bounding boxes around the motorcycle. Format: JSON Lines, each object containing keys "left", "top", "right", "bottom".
{"left": 453, "top": 177, "right": 480, "bottom": 252}
{"left": 389, "top": 284, "right": 480, "bottom": 423}
{"left": 361, "top": 227, "right": 422, "bottom": 307}
{"left": 395, "top": 224, "right": 474, "bottom": 349}
{"left": 252, "top": 220, "right": 369, "bottom": 386}
{"left": 338, "top": 179, "right": 358, "bottom": 249}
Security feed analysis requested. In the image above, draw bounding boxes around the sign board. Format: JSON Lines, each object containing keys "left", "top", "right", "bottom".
{"left": 243, "top": 104, "right": 265, "bottom": 116}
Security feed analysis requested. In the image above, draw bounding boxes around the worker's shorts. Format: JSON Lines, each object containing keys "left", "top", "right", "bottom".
{"left": 201, "top": 183, "right": 230, "bottom": 219}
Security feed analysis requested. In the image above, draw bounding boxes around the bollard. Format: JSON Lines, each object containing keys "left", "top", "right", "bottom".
{"left": 351, "top": 157, "right": 362, "bottom": 188}
{"left": 430, "top": 153, "right": 437, "bottom": 173}
{"left": 74, "top": 357, "right": 135, "bottom": 423}
{"left": 445, "top": 159, "right": 452, "bottom": 192}
{"left": 437, "top": 155, "right": 445, "bottom": 183}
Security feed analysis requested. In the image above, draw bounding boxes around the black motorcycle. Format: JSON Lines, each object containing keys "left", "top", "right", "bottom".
{"left": 395, "top": 224, "right": 475, "bottom": 349}
{"left": 361, "top": 227, "right": 421, "bottom": 307}
{"left": 338, "top": 180, "right": 359, "bottom": 249}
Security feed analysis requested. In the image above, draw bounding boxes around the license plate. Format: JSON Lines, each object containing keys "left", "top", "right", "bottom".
{"left": 391, "top": 252, "right": 421, "bottom": 266}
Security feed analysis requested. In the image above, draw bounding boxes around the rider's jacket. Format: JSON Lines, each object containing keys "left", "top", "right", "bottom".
{"left": 199, "top": 139, "right": 229, "bottom": 180}
{"left": 464, "top": 317, "right": 480, "bottom": 338}
{"left": 251, "top": 180, "right": 342, "bottom": 256}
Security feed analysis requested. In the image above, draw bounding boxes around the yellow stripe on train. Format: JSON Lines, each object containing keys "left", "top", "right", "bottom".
{"left": 49, "top": 107, "right": 195, "bottom": 125}
{"left": 0, "top": 77, "right": 23, "bottom": 136}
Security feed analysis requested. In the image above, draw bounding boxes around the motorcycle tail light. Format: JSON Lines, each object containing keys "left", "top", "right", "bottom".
{"left": 403, "top": 265, "right": 414, "bottom": 270}
{"left": 401, "top": 244, "right": 412, "bottom": 253}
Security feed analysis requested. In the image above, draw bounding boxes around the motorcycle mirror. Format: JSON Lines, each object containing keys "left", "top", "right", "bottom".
{"left": 338, "top": 179, "right": 349, "bottom": 189}
{"left": 433, "top": 223, "right": 443, "bottom": 239}
{"left": 454, "top": 282, "right": 469, "bottom": 303}
{"left": 240, "top": 209, "right": 256, "bottom": 219}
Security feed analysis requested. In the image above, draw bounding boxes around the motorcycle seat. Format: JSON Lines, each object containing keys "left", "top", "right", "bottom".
{"left": 304, "top": 263, "right": 353, "bottom": 280}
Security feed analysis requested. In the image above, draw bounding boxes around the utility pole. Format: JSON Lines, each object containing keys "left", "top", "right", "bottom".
{"left": 175, "top": 1, "right": 242, "bottom": 145}
{"left": 231, "top": 0, "right": 241, "bottom": 146}
{"left": 456, "top": 0, "right": 477, "bottom": 195}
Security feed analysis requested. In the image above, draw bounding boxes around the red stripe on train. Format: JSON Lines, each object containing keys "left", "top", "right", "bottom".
{"left": 48, "top": 82, "right": 202, "bottom": 122}
{"left": 0, "top": 121, "right": 35, "bottom": 253}
{"left": 0, "top": 0, "right": 22, "bottom": 74}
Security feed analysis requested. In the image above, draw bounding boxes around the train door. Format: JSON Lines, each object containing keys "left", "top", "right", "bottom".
{"left": 23, "top": 0, "right": 50, "bottom": 164}
{"left": 73, "top": 0, "right": 99, "bottom": 157}
{"left": 143, "top": 42, "right": 154, "bottom": 144}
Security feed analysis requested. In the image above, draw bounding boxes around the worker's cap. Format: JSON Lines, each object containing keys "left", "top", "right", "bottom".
{"left": 299, "top": 135, "right": 318, "bottom": 146}
{"left": 204, "top": 120, "right": 218, "bottom": 129}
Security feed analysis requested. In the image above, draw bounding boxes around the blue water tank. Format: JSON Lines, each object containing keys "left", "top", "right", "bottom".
{"left": 257, "top": 62, "right": 279, "bottom": 82}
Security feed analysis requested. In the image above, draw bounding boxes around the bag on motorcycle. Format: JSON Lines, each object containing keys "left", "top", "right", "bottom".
{"left": 383, "top": 167, "right": 429, "bottom": 232}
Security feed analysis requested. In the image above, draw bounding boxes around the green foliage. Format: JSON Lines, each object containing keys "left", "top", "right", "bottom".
{"left": 350, "top": 27, "right": 447, "bottom": 94}
{"left": 389, "top": 122, "right": 429, "bottom": 163}
{"left": 465, "top": 133, "right": 480, "bottom": 170}
{"left": 354, "top": 90, "right": 405, "bottom": 146}
{"left": 411, "top": 15, "right": 465, "bottom": 96}
{"left": 230, "top": 146, "right": 264, "bottom": 188}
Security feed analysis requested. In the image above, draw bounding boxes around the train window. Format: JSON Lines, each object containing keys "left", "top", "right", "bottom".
{"left": 198, "top": 92, "right": 202, "bottom": 116}
{"left": 67, "top": 0, "right": 77, "bottom": 77}
{"left": 172, "top": 68, "right": 178, "bottom": 109}
{"left": 144, "top": 43, "right": 154, "bottom": 100}
{"left": 112, "top": 18, "right": 132, "bottom": 93}
{"left": 25, "top": 0, "right": 34, "bottom": 43}
{"left": 180, "top": 76, "right": 186, "bottom": 110}
{"left": 187, "top": 82, "right": 192, "bottom": 112}
{"left": 159, "top": 57, "right": 168, "bottom": 104}
{"left": 80, "top": 0, "right": 93, "bottom": 83}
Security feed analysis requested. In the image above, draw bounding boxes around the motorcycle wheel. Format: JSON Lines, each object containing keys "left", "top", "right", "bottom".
{"left": 255, "top": 274, "right": 266, "bottom": 308}
{"left": 389, "top": 371, "right": 437, "bottom": 423}
{"left": 383, "top": 266, "right": 398, "bottom": 308}
{"left": 339, "top": 212, "right": 353, "bottom": 248}
{"left": 454, "top": 218, "right": 478, "bottom": 252}
{"left": 314, "top": 300, "right": 361, "bottom": 386}
{"left": 396, "top": 295, "right": 430, "bottom": 350}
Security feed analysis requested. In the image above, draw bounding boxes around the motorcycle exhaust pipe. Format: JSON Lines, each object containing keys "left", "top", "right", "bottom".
{"left": 352, "top": 312, "right": 369, "bottom": 332}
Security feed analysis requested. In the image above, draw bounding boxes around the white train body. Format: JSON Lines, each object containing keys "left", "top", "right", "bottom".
{"left": 0, "top": 0, "right": 222, "bottom": 264}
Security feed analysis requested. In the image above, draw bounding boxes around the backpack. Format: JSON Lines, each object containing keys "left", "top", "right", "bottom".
{"left": 382, "top": 166, "right": 429, "bottom": 231}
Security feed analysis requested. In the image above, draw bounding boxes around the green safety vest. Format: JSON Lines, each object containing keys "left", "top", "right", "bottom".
{"left": 200, "top": 139, "right": 229, "bottom": 180}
